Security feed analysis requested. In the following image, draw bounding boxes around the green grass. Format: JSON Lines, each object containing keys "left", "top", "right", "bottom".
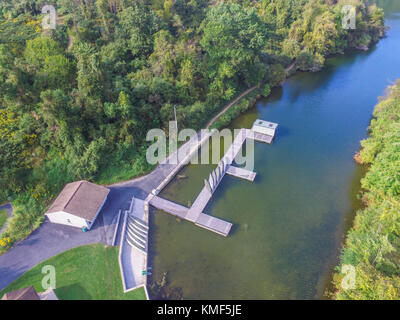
{"left": 0, "top": 209, "right": 7, "bottom": 230}
{"left": 0, "top": 244, "right": 147, "bottom": 300}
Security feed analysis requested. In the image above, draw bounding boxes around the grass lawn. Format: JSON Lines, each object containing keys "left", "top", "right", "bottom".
{"left": 0, "top": 209, "right": 7, "bottom": 230}
{"left": 0, "top": 244, "right": 146, "bottom": 300}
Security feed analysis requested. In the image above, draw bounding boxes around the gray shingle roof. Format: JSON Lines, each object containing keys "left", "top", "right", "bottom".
{"left": 46, "top": 180, "right": 110, "bottom": 221}
{"left": 1, "top": 286, "right": 40, "bottom": 300}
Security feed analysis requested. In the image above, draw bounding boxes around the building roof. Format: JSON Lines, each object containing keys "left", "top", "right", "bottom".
{"left": 38, "top": 288, "right": 58, "bottom": 300}
{"left": 46, "top": 180, "right": 110, "bottom": 221}
{"left": 253, "top": 119, "right": 278, "bottom": 130}
{"left": 1, "top": 286, "right": 40, "bottom": 300}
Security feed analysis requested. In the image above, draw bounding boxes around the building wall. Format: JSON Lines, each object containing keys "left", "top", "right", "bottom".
{"left": 46, "top": 211, "right": 89, "bottom": 229}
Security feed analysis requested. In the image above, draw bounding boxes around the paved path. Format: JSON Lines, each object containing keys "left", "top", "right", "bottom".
{"left": 0, "top": 204, "right": 13, "bottom": 235}
{"left": 285, "top": 60, "right": 296, "bottom": 74}
{"left": 205, "top": 86, "right": 259, "bottom": 129}
{"left": 203, "top": 62, "right": 296, "bottom": 131}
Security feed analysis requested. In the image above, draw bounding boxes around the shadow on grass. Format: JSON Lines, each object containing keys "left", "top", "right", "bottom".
{"left": 55, "top": 283, "right": 92, "bottom": 300}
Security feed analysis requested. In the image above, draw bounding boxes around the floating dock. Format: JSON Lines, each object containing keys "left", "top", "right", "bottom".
{"left": 185, "top": 187, "right": 213, "bottom": 222}
{"left": 248, "top": 119, "right": 277, "bottom": 144}
{"left": 185, "top": 129, "right": 248, "bottom": 223}
{"left": 226, "top": 165, "right": 256, "bottom": 182}
{"left": 149, "top": 196, "right": 232, "bottom": 237}
{"left": 195, "top": 213, "right": 233, "bottom": 237}
{"left": 251, "top": 119, "right": 278, "bottom": 138}
{"left": 149, "top": 195, "right": 188, "bottom": 219}
{"left": 147, "top": 122, "right": 277, "bottom": 238}
{"left": 248, "top": 131, "right": 273, "bottom": 144}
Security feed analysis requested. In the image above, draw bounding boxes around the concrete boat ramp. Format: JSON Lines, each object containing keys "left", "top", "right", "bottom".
{"left": 118, "top": 197, "right": 150, "bottom": 296}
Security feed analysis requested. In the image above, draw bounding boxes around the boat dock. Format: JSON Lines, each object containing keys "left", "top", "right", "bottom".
{"left": 185, "top": 129, "right": 249, "bottom": 223}
{"left": 249, "top": 131, "right": 273, "bottom": 144}
{"left": 185, "top": 187, "right": 213, "bottom": 222}
{"left": 149, "top": 195, "right": 188, "bottom": 219}
{"left": 117, "top": 120, "right": 278, "bottom": 296}
{"left": 226, "top": 165, "right": 256, "bottom": 182}
{"left": 149, "top": 196, "right": 232, "bottom": 237}
{"left": 147, "top": 121, "right": 277, "bottom": 238}
{"left": 250, "top": 119, "right": 277, "bottom": 144}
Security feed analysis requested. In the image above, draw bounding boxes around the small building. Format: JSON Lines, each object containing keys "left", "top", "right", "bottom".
{"left": 1, "top": 286, "right": 39, "bottom": 300}
{"left": 2, "top": 286, "right": 58, "bottom": 300}
{"left": 251, "top": 119, "right": 278, "bottom": 137}
{"left": 46, "top": 180, "right": 110, "bottom": 230}
{"left": 38, "top": 287, "right": 59, "bottom": 300}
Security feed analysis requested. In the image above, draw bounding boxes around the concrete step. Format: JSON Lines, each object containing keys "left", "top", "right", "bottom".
{"left": 127, "top": 222, "right": 148, "bottom": 238}
{"left": 128, "top": 216, "right": 149, "bottom": 230}
{"left": 127, "top": 227, "right": 147, "bottom": 245}
{"left": 128, "top": 218, "right": 148, "bottom": 234}
{"left": 126, "top": 236, "right": 147, "bottom": 254}
{"left": 126, "top": 231, "right": 146, "bottom": 249}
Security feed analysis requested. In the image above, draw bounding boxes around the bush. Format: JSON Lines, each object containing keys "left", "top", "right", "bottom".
{"left": 262, "top": 84, "right": 271, "bottom": 97}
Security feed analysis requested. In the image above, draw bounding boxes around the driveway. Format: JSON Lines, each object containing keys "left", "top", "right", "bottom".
{"left": 0, "top": 132, "right": 201, "bottom": 291}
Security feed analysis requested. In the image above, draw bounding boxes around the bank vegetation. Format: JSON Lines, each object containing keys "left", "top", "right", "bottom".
{"left": 333, "top": 80, "right": 400, "bottom": 300}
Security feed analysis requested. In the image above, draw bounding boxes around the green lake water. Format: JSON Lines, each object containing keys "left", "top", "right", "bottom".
{"left": 148, "top": 1, "right": 400, "bottom": 299}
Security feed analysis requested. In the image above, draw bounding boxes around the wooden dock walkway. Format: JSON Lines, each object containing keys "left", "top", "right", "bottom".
{"left": 225, "top": 129, "right": 247, "bottom": 162}
{"left": 186, "top": 129, "right": 248, "bottom": 221}
{"left": 195, "top": 213, "right": 232, "bottom": 237}
{"left": 226, "top": 165, "right": 256, "bottom": 182}
{"left": 149, "top": 196, "right": 188, "bottom": 219}
{"left": 185, "top": 187, "right": 213, "bottom": 222}
{"left": 149, "top": 196, "right": 232, "bottom": 237}
{"left": 147, "top": 126, "right": 274, "bottom": 238}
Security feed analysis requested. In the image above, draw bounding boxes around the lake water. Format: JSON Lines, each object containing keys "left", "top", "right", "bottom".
{"left": 148, "top": 1, "right": 400, "bottom": 299}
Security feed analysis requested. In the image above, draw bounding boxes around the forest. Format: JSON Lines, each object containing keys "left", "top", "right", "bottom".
{"left": 333, "top": 81, "right": 400, "bottom": 300}
{"left": 0, "top": 0, "right": 384, "bottom": 251}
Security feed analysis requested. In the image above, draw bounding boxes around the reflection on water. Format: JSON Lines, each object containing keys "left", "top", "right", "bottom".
{"left": 148, "top": 2, "right": 400, "bottom": 299}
